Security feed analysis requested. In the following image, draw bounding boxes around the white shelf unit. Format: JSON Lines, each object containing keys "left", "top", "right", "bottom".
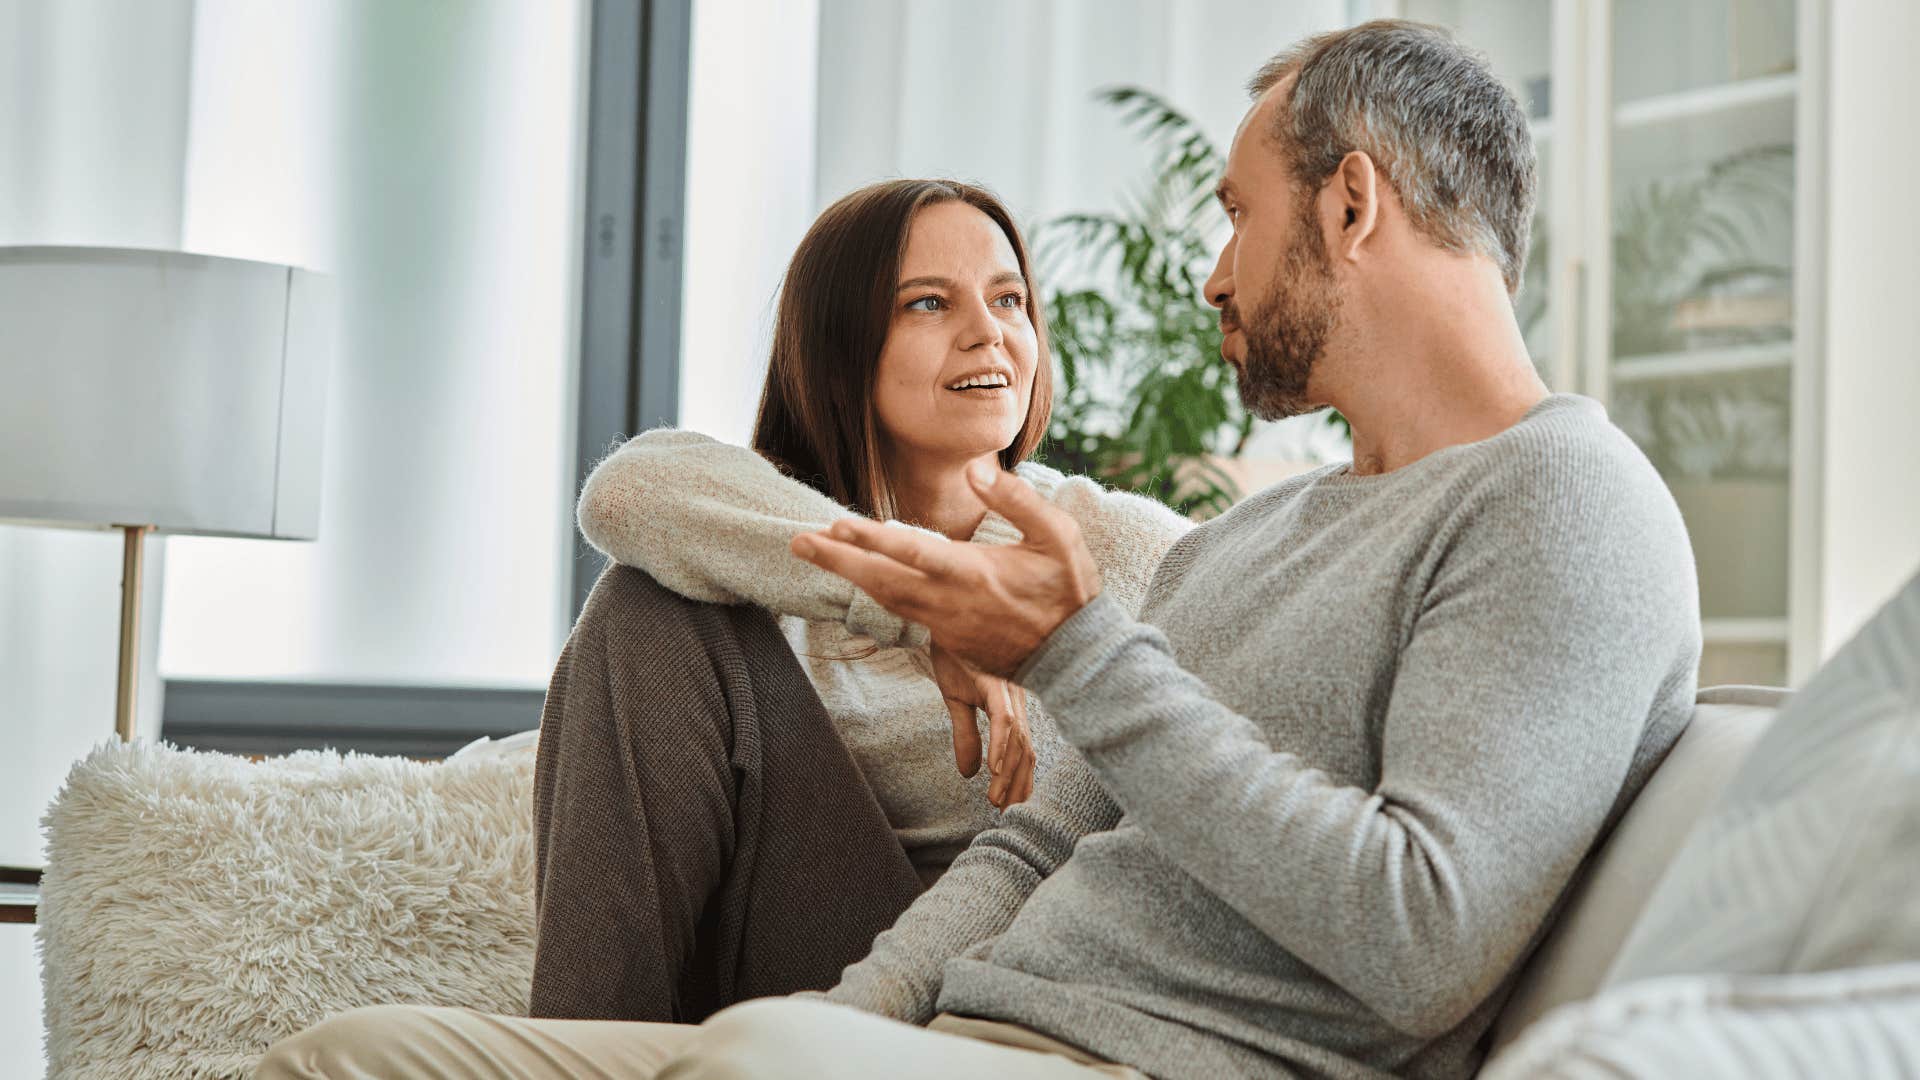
{"left": 1530, "top": 71, "right": 1797, "bottom": 143}
{"left": 1702, "top": 617, "right": 1792, "bottom": 644}
{"left": 1393, "top": 0, "right": 1817, "bottom": 688}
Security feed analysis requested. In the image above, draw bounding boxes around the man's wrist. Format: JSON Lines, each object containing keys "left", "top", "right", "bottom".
{"left": 1013, "top": 590, "right": 1129, "bottom": 692}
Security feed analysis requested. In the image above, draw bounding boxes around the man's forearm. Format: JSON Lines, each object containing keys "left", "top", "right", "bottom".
{"left": 827, "top": 760, "right": 1118, "bottom": 1023}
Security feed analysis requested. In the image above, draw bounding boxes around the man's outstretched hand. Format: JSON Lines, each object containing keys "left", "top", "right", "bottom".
{"left": 790, "top": 462, "right": 1102, "bottom": 679}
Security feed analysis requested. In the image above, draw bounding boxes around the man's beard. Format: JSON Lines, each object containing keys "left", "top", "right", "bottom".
{"left": 1225, "top": 204, "right": 1344, "bottom": 422}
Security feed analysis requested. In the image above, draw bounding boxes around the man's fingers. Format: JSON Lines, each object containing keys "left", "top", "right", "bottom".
{"left": 825, "top": 518, "right": 969, "bottom": 578}
{"left": 946, "top": 697, "right": 981, "bottom": 778}
{"left": 791, "top": 532, "right": 930, "bottom": 609}
{"left": 967, "top": 462, "right": 1075, "bottom": 550}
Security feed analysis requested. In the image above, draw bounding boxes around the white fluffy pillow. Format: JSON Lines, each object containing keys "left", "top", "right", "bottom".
{"left": 38, "top": 740, "right": 537, "bottom": 1080}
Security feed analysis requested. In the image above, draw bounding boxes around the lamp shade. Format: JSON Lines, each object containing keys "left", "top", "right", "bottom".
{"left": 0, "top": 246, "right": 332, "bottom": 539}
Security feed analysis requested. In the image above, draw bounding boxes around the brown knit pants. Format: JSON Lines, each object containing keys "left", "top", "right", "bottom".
{"left": 527, "top": 563, "right": 926, "bottom": 1023}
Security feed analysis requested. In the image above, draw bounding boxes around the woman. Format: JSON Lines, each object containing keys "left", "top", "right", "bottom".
{"left": 529, "top": 179, "right": 1190, "bottom": 1025}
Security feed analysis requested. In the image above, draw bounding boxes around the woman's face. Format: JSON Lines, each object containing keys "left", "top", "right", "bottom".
{"left": 872, "top": 201, "right": 1039, "bottom": 474}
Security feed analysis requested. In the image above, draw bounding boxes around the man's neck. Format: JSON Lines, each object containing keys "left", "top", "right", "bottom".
{"left": 1334, "top": 272, "right": 1550, "bottom": 476}
{"left": 889, "top": 452, "right": 997, "bottom": 540}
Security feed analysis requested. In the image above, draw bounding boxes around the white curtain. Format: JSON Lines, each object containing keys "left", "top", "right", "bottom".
{"left": 157, "top": 0, "right": 587, "bottom": 688}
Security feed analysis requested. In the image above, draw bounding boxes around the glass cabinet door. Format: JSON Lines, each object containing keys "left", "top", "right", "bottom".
{"left": 1604, "top": 0, "right": 1797, "bottom": 686}
{"left": 1397, "top": 0, "right": 1802, "bottom": 686}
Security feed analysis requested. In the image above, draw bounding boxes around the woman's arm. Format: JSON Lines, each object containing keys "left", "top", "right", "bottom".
{"left": 1012, "top": 462, "right": 1194, "bottom": 619}
{"left": 577, "top": 428, "right": 925, "bottom": 646}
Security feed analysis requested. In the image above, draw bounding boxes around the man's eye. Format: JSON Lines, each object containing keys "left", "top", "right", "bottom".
{"left": 906, "top": 295, "right": 942, "bottom": 312}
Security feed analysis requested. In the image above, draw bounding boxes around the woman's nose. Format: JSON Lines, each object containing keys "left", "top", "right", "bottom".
{"left": 960, "top": 299, "right": 1003, "bottom": 350}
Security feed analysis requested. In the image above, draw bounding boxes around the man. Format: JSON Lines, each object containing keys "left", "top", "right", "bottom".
{"left": 257, "top": 19, "right": 1698, "bottom": 1079}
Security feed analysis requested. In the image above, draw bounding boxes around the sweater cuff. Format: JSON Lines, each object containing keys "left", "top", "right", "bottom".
{"left": 847, "top": 587, "right": 928, "bottom": 648}
{"left": 1014, "top": 590, "right": 1133, "bottom": 697}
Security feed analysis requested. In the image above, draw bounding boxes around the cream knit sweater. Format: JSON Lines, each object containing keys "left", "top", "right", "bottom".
{"left": 575, "top": 428, "right": 1190, "bottom": 880}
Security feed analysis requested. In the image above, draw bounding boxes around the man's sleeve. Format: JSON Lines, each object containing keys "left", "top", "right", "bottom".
{"left": 824, "top": 756, "right": 1119, "bottom": 1023}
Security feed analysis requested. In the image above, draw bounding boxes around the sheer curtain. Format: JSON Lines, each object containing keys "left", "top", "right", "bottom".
{"left": 157, "top": 0, "right": 588, "bottom": 689}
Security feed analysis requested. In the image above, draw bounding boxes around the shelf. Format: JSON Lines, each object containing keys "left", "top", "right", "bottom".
{"left": 1612, "top": 342, "right": 1792, "bottom": 383}
{"left": 1616, "top": 73, "right": 1798, "bottom": 130}
{"left": 1528, "top": 72, "right": 1796, "bottom": 151}
{"left": 1702, "top": 617, "right": 1790, "bottom": 645}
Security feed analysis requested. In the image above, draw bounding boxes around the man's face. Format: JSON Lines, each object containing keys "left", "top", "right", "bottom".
{"left": 1203, "top": 81, "right": 1344, "bottom": 422}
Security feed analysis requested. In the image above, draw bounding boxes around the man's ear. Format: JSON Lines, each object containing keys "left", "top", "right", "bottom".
{"left": 1332, "top": 150, "right": 1380, "bottom": 262}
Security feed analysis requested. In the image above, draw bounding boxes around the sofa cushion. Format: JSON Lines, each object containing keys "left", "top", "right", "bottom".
{"left": 1480, "top": 961, "right": 1920, "bottom": 1079}
{"left": 1486, "top": 687, "right": 1783, "bottom": 1052}
{"left": 38, "top": 740, "right": 536, "bottom": 1080}
{"left": 1605, "top": 571, "right": 1920, "bottom": 986}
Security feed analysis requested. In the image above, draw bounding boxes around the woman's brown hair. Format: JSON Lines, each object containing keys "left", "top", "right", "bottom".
{"left": 750, "top": 179, "right": 1054, "bottom": 521}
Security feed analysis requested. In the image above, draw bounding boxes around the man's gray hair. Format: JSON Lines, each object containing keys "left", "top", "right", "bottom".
{"left": 1250, "top": 19, "right": 1536, "bottom": 295}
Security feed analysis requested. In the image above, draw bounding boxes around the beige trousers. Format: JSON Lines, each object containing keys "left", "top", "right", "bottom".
{"left": 253, "top": 996, "right": 1148, "bottom": 1079}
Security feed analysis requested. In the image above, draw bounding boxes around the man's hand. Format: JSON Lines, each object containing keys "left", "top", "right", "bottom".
{"left": 790, "top": 462, "right": 1101, "bottom": 678}
{"left": 927, "top": 643, "right": 1034, "bottom": 808}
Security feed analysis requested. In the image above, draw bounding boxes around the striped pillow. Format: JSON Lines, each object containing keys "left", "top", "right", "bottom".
{"left": 1605, "top": 570, "right": 1920, "bottom": 982}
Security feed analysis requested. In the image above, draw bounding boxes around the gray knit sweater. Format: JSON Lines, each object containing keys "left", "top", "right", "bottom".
{"left": 826, "top": 394, "right": 1702, "bottom": 1079}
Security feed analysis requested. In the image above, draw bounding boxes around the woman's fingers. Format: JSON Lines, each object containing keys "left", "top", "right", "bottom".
{"left": 947, "top": 696, "right": 981, "bottom": 778}
{"left": 987, "top": 701, "right": 1012, "bottom": 808}
{"left": 1014, "top": 742, "right": 1036, "bottom": 805}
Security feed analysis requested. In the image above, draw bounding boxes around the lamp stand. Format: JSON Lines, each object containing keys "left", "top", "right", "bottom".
{"left": 114, "top": 524, "right": 154, "bottom": 742}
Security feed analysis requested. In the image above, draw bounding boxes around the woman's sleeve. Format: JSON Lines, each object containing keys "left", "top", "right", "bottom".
{"left": 1029, "top": 468, "right": 1194, "bottom": 619}
{"left": 576, "top": 428, "right": 926, "bottom": 647}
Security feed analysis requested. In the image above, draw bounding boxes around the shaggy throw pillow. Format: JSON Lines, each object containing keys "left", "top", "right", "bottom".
{"left": 37, "top": 739, "right": 537, "bottom": 1080}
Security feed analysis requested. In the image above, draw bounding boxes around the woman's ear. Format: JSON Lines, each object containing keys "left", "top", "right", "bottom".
{"left": 1334, "top": 150, "right": 1380, "bottom": 263}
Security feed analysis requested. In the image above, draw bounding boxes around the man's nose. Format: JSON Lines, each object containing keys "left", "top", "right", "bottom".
{"left": 1203, "top": 240, "right": 1234, "bottom": 310}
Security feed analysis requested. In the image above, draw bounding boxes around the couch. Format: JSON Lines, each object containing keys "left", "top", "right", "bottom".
{"left": 36, "top": 574, "right": 1920, "bottom": 1078}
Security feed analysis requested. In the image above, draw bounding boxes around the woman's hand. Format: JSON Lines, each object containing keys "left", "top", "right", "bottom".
{"left": 927, "top": 642, "right": 1036, "bottom": 809}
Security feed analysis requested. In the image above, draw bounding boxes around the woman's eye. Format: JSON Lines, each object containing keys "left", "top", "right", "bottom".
{"left": 906, "top": 295, "right": 943, "bottom": 312}
{"left": 993, "top": 292, "right": 1026, "bottom": 309}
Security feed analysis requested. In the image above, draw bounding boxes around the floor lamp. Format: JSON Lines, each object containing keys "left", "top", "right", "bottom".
{"left": 0, "top": 246, "right": 331, "bottom": 919}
